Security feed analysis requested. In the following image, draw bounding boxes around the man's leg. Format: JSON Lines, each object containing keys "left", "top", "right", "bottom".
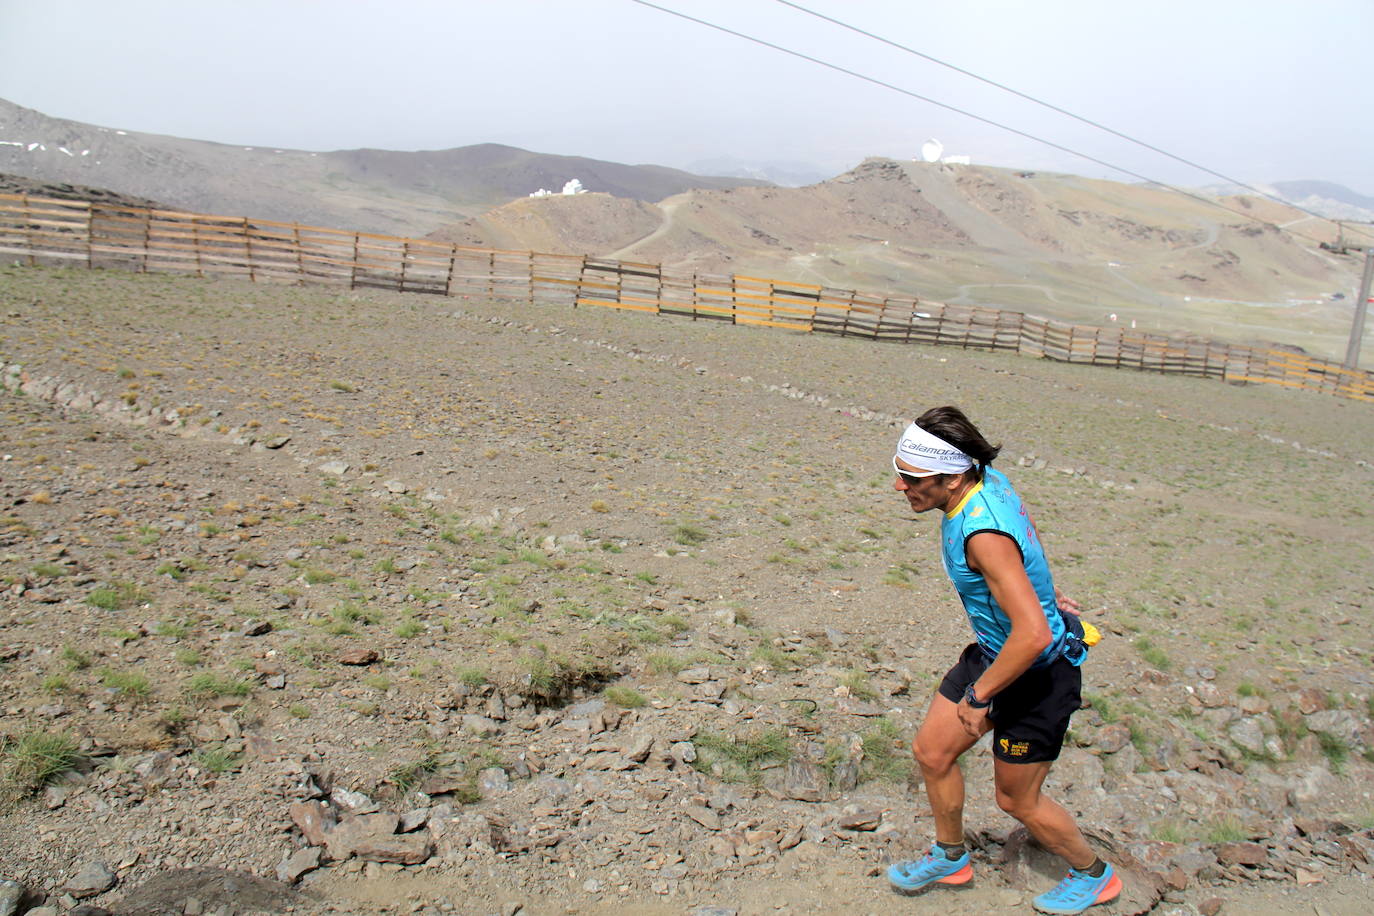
{"left": 888, "top": 692, "right": 991, "bottom": 894}
{"left": 913, "top": 693, "right": 988, "bottom": 844}
{"left": 998, "top": 759, "right": 1122, "bottom": 914}
{"left": 992, "top": 759, "right": 1093, "bottom": 868}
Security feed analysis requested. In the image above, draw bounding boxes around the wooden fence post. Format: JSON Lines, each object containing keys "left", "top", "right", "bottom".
{"left": 82, "top": 201, "right": 93, "bottom": 269}
{"left": 140, "top": 208, "right": 152, "bottom": 273}
{"left": 243, "top": 219, "right": 256, "bottom": 282}
{"left": 293, "top": 225, "right": 304, "bottom": 284}
{"left": 444, "top": 245, "right": 457, "bottom": 297}
{"left": 21, "top": 195, "right": 36, "bottom": 267}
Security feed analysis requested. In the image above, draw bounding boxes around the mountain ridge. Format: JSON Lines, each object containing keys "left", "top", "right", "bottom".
{"left": 0, "top": 98, "right": 769, "bottom": 236}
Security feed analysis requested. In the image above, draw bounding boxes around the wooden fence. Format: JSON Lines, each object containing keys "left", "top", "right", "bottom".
{"left": 2, "top": 192, "right": 1370, "bottom": 402}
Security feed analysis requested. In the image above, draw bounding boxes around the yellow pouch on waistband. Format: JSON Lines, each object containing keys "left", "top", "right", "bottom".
{"left": 1081, "top": 621, "right": 1102, "bottom": 647}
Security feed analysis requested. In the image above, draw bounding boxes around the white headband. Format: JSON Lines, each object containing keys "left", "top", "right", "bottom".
{"left": 894, "top": 422, "right": 974, "bottom": 475}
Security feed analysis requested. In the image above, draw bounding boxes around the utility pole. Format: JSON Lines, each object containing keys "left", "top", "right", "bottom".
{"left": 1346, "top": 247, "right": 1373, "bottom": 370}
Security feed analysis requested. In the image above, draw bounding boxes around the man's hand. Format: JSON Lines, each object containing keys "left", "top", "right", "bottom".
{"left": 957, "top": 697, "right": 989, "bottom": 738}
{"left": 1055, "top": 587, "right": 1081, "bottom": 616}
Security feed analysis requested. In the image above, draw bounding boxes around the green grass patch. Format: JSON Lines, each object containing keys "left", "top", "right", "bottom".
{"left": 839, "top": 669, "right": 877, "bottom": 701}
{"left": 60, "top": 645, "right": 91, "bottom": 671}
{"left": 1203, "top": 814, "right": 1248, "bottom": 844}
{"left": 604, "top": 685, "right": 648, "bottom": 708}
{"left": 1132, "top": 636, "right": 1171, "bottom": 670}
{"left": 187, "top": 672, "right": 253, "bottom": 698}
{"left": 691, "top": 728, "right": 791, "bottom": 784}
{"left": 387, "top": 750, "right": 443, "bottom": 794}
{"left": 456, "top": 666, "right": 488, "bottom": 689}
{"left": 87, "top": 580, "right": 147, "bottom": 611}
{"left": 672, "top": 521, "right": 709, "bottom": 546}
{"left": 193, "top": 744, "right": 242, "bottom": 774}
{"left": 2, "top": 730, "right": 82, "bottom": 793}
{"left": 99, "top": 667, "right": 151, "bottom": 698}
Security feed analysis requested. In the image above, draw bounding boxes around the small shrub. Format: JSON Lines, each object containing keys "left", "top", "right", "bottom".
{"left": 174, "top": 648, "right": 202, "bottom": 667}
{"left": 394, "top": 618, "right": 423, "bottom": 639}
{"left": 1132, "top": 636, "right": 1171, "bottom": 671}
{"left": 1317, "top": 732, "right": 1349, "bottom": 773}
{"left": 659, "top": 614, "right": 689, "bottom": 635}
{"left": 288, "top": 704, "right": 311, "bottom": 719}
{"left": 1204, "top": 814, "right": 1247, "bottom": 844}
{"left": 87, "top": 580, "right": 147, "bottom": 611}
{"left": 672, "top": 522, "right": 708, "bottom": 546}
{"left": 521, "top": 653, "right": 616, "bottom": 705}
{"left": 752, "top": 643, "right": 812, "bottom": 672}
{"left": 160, "top": 707, "right": 190, "bottom": 731}
{"left": 41, "top": 674, "right": 71, "bottom": 694}
{"left": 859, "top": 719, "right": 910, "bottom": 783}
{"left": 387, "top": 751, "right": 442, "bottom": 794}
{"left": 604, "top": 685, "right": 647, "bottom": 708}
{"left": 840, "top": 670, "right": 878, "bottom": 701}
{"left": 646, "top": 652, "right": 687, "bottom": 675}
{"left": 193, "top": 744, "right": 241, "bottom": 774}
{"left": 456, "top": 666, "right": 488, "bottom": 688}
{"left": 187, "top": 672, "right": 253, "bottom": 699}
{"left": 3, "top": 730, "right": 82, "bottom": 792}
{"left": 152, "top": 619, "right": 189, "bottom": 639}
{"left": 61, "top": 645, "right": 91, "bottom": 671}
{"left": 100, "top": 667, "right": 151, "bottom": 698}
{"left": 691, "top": 728, "right": 791, "bottom": 784}
{"left": 1152, "top": 819, "right": 1186, "bottom": 843}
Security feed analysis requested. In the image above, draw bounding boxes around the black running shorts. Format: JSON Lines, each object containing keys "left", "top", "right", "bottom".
{"left": 937, "top": 642, "right": 1082, "bottom": 764}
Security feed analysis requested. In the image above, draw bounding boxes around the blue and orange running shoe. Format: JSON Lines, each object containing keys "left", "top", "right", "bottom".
{"left": 1032, "top": 861, "right": 1122, "bottom": 914}
{"left": 886, "top": 844, "right": 973, "bottom": 895}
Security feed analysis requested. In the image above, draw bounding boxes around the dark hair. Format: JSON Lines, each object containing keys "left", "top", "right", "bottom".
{"left": 914, "top": 406, "right": 1001, "bottom": 479}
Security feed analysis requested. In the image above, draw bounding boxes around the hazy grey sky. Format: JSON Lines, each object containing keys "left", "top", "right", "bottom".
{"left": 2, "top": 0, "right": 1370, "bottom": 191}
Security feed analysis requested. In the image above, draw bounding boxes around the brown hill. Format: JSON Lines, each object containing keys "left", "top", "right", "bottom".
{"left": 0, "top": 98, "right": 768, "bottom": 237}
{"left": 427, "top": 158, "right": 1366, "bottom": 359}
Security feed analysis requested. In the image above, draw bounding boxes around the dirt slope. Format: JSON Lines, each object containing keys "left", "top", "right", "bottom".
{"left": 0, "top": 266, "right": 1371, "bottom": 915}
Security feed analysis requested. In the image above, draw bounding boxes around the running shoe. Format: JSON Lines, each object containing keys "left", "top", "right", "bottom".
{"left": 1032, "top": 861, "right": 1122, "bottom": 914}
{"left": 886, "top": 844, "right": 973, "bottom": 895}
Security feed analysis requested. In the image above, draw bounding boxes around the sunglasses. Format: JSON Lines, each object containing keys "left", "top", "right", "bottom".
{"left": 893, "top": 456, "right": 942, "bottom": 486}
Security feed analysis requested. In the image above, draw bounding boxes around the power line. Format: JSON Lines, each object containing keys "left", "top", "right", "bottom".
{"left": 773, "top": 0, "right": 1364, "bottom": 234}
{"left": 626, "top": 0, "right": 1374, "bottom": 246}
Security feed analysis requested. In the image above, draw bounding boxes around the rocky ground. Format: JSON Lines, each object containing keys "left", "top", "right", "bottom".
{"left": 1, "top": 264, "right": 1372, "bottom": 915}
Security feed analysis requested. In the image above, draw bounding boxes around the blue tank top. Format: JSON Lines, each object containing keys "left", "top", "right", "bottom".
{"left": 938, "top": 467, "right": 1080, "bottom": 667}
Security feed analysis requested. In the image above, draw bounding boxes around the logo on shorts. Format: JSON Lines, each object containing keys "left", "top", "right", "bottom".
{"left": 999, "top": 737, "right": 1031, "bottom": 757}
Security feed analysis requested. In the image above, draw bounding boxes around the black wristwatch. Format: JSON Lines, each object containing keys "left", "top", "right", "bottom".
{"left": 963, "top": 685, "right": 991, "bottom": 709}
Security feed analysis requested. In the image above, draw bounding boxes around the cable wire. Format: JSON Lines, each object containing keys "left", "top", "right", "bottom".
{"left": 774, "top": 0, "right": 1362, "bottom": 233}
{"left": 627, "top": 0, "right": 1374, "bottom": 246}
